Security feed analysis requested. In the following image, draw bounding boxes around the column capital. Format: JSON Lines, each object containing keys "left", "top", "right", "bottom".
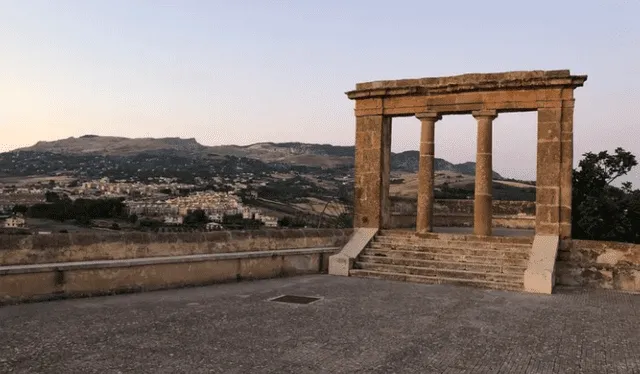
{"left": 472, "top": 110, "right": 498, "bottom": 120}
{"left": 415, "top": 112, "right": 442, "bottom": 121}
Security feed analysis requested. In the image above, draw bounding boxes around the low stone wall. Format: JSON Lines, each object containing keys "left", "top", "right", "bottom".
{"left": 0, "top": 229, "right": 352, "bottom": 304}
{"left": 0, "top": 229, "right": 352, "bottom": 265}
{"left": 389, "top": 198, "right": 535, "bottom": 229}
{"left": 390, "top": 214, "right": 534, "bottom": 229}
{"left": 556, "top": 239, "right": 640, "bottom": 292}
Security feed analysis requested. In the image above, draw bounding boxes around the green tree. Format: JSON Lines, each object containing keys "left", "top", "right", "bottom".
{"left": 572, "top": 147, "right": 640, "bottom": 243}
{"left": 184, "top": 209, "right": 209, "bottom": 226}
{"left": 45, "top": 191, "right": 60, "bottom": 202}
{"left": 12, "top": 205, "right": 28, "bottom": 215}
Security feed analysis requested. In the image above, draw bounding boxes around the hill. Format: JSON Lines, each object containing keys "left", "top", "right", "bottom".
{"left": 22, "top": 135, "right": 206, "bottom": 156}
{"left": 10, "top": 135, "right": 503, "bottom": 178}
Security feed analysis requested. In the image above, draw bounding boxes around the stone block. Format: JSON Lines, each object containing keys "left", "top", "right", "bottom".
{"left": 615, "top": 270, "right": 640, "bottom": 292}
{"left": 239, "top": 256, "right": 283, "bottom": 279}
{"left": 536, "top": 222, "right": 560, "bottom": 235}
{"left": 355, "top": 131, "right": 372, "bottom": 149}
{"left": 537, "top": 187, "right": 559, "bottom": 206}
{"left": 537, "top": 141, "right": 561, "bottom": 176}
{"left": 537, "top": 205, "right": 560, "bottom": 224}
{"left": 328, "top": 254, "right": 353, "bottom": 277}
{"left": 559, "top": 223, "right": 572, "bottom": 239}
{"left": 454, "top": 92, "right": 483, "bottom": 104}
{"left": 559, "top": 206, "right": 571, "bottom": 223}
{"left": 537, "top": 100, "right": 563, "bottom": 108}
{"left": 536, "top": 89, "right": 562, "bottom": 101}
{"left": 537, "top": 121, "right": 561, "bottom": 141}
{"left": 282, "top": 254, "right": 320, "bottom": 275}
{"left": 354, "top": 98, "right": 382, "bottom": 110}
{"left": 524, "top": 235, "right": 558, "bottom": 294}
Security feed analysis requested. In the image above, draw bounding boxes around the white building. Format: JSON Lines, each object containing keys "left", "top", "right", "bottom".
{"left": 164, "top": 216, "right": 184, "bottom": 225}
{"left": 206, "top": 222, "right": 223, "bottom": 231}
{"left": 4, "top": 216, "right": 26, "bottom": 228}
{"left": 208, "top": 213, "right": 224, "bottom": 223}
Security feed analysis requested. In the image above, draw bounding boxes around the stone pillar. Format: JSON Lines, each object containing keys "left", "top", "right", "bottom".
{"left": 559, "top": 95, "right": 575, "bottom": 239}
{"left": 472, "top": 110, "right": 497, "bottom": 236}
{"left": 415, "top": 112, "right": 441, "bottom": 234}
{"left": 354, "top": 115, "right": 392, "bottom": 228}
{"left": 535, "top": 97, "right": 570, "bottom": 237}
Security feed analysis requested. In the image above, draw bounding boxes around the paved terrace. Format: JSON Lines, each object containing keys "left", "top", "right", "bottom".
{"left": 1, "top": 275, "right": 638, "bottom": 373}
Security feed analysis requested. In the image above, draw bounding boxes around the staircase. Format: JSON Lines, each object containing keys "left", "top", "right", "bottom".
{"left": 349, "top": 230, "right": 533, "bottom": 291}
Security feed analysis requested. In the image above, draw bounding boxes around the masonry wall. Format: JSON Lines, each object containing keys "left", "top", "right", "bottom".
{"left": 389, "top": 198, "right": 535, "bottom": 229}
{"left": 0, "top": 229, "right": 352, "bottom": 304}
{"left": 556, "top": 239, "right": 640, "bottom": 292}
{"left": 0, "top": 229, "right": 352, "bottom": 265}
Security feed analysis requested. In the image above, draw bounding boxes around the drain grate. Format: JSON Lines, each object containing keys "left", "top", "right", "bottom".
{"left": 270, "top": 295, "right": 321, "bottom": 305}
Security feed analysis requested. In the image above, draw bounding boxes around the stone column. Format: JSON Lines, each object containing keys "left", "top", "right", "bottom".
{"left": 415, "top": 112, "right": 441, "bottom": 234}
{"left": 472, "top": 110, "right": 497, "bottom": 236}
{"left": 353, "top": 115, "right": 392, "bottom": 228}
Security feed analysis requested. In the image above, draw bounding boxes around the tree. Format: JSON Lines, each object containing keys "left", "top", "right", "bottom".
{"left": 45, "top": 191, "right": 60, "bottom": 203}
{"left": 12, "top": 205, "right": 28, "bottom": 215}
{"left": 278, "top": 216, "right": 291, "bottom": 227}
{"left": 184, "top": 209, "right": 209, "bottom": 226}
{"left": 572, "top": 147, "right": 640, "bottom": 243}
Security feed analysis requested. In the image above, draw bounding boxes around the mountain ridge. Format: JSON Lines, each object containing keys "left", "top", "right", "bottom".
{"left": 11, "top": 135, "right": 503, "bottom": 178}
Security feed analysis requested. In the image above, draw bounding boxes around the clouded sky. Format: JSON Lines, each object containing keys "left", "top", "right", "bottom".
{"left": 1, "top": 1, "right": 639, "bottom": 183}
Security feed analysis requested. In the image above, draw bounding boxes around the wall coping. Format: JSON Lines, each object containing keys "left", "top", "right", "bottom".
{"left": 0, "top": 228, "right": 353, "bottom": 251}
{"left": 0, "top": 247, "right": 340, "bottom": 275}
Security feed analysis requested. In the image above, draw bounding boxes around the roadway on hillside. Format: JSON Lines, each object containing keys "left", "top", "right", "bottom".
{"left": 1, "top": 275, "right": 638, "bottom": 373}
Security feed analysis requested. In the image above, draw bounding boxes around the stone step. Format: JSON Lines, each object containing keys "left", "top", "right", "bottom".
{"left": 349, "top": 269, "right": 524, "bottom": 292}
{"left": 372, "top": 236, "right": 532, "bottom": 250}
{"left": 368, "top": 243, "right": 530, "bottom": 260}
{"left": 358, "top": 255, "right": 526, "bottom": 274}
{"left": 353, "top": 262, "right": 524, "bottom": 283}
{"left": 362, "top": 248, "right": 529, "bottom": 268}
{"left": 376, "top": 230, "right": 534, "bottom": 245}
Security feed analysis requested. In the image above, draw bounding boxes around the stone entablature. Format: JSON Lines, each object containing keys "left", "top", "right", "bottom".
{"left": 348, "top": 70, "right": 586, "bottom": 99}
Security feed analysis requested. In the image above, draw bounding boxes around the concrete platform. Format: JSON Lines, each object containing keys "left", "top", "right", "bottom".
{"left": 1, "top": 275, "right": 638, "bottom": 373}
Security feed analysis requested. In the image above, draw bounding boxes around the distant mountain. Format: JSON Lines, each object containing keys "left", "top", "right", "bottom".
{"left": 22, "top": 135, "right": 206, "bottom": 156}
{"left": 10, "top": 135, "right": 503, "bottom": 179}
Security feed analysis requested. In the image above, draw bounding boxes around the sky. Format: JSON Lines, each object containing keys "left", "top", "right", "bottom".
{"left": 1, "top": 1, "right": 639, "bottom": 183}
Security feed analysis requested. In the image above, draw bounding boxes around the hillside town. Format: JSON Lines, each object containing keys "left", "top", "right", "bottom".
{"left": 0, "top": 176, "right": 285, "bottom": 233}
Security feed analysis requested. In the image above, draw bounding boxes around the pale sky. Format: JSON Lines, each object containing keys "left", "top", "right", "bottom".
{"left": 1, "top": 1, "right": 639, "bottom": 183}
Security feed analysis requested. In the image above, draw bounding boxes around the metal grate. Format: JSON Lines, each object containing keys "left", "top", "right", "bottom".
{"left": 270, "top": 295, "right": 321, "bottom": 305}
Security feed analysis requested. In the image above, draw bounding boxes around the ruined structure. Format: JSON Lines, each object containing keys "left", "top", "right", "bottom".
{"left": 346, "top": 70, "right": 586, "bottom": 237}
{"left": 330, "top": 70, "right": 590, "bottom": 293}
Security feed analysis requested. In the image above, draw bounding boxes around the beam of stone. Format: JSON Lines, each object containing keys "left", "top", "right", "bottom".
{"left": 472, "top": 110, "right": 497, "bottom": 236}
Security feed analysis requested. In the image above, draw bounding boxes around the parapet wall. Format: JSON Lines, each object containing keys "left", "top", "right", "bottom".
{"left": 0, "top": 229, "right": 352, "bottom": 265}
{"left": 556, "top": 239, "right": 640, "bottom": 292}
{"left": 0, "top": 229, "right": 352, "bottom": 304}
{"left": 390, "top": 198, "right": 535, "bottom": 229}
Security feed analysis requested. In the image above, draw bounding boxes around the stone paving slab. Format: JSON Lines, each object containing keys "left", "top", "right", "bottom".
{"left": 0, "top": 275, "right": 638, "bottom": 373}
